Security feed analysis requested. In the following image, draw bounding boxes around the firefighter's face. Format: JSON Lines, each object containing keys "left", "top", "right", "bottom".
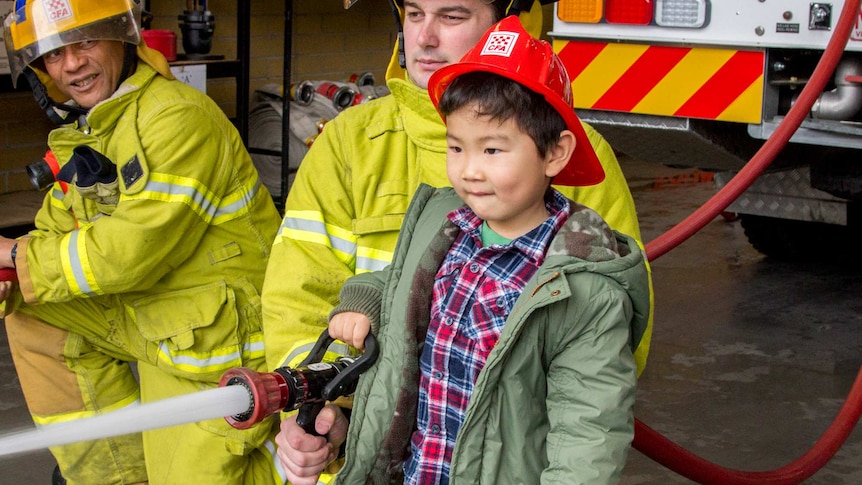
{"left": 41, "top": 40, "right": 127, "bottom": 109}
{"left": 402, "top": 0, "right": 497, "bottom": 89}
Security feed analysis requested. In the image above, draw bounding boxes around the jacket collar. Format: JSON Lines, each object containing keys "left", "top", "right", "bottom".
{"left": 83, "top": 62, "right": 158, "bottom": 131}
{"left": 386, "top": 77, "right": 447, "bottom": 152}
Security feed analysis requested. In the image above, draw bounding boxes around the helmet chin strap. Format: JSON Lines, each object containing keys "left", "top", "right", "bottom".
{"left": 389, "top": 0, "right": 406, "bottom": 69}
{"left": 22, "top": 67, "right": 89, "bottom": 125}
{"left": 23, "top": 43, "right": 139, "bottom": 126}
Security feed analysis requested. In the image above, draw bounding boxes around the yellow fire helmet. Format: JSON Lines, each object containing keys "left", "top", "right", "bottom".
{"left": 2, "top": 0, "right": 173, "bottom": 124}
{"left": 2, "top": 0, "right": 145, "bottom": 84}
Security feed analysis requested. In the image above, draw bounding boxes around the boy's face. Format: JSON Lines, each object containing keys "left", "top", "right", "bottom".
{"left": 402, "top": 0, "right": 497, "bottom": 89}
{"left": 445, "top": 104, "right": 572, "bottom": 239}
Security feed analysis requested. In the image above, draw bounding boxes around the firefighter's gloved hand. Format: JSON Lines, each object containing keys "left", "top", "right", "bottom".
{"left": 77, "top": 179, "right": 121, "bottom": 208}
{"left": 57, "top": 146, "right": 120, "bottom": 207}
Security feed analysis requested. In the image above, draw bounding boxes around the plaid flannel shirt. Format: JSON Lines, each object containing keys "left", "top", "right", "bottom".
{"left": 404, "top": 190, "right": 571, "bottom": 485}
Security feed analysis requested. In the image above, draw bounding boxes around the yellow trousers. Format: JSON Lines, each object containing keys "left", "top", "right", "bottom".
{"left": 5, "top": 298, "right": 283, "bottom": 485}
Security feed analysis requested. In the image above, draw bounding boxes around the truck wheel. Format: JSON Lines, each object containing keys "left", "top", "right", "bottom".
{"left": 739, "top": 215, "right": 852, "bottom": 261}
{"left": 810, "top": 159, "right": 862, "bottom": 201}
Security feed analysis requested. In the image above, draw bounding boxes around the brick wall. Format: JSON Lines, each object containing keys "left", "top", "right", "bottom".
{"left": 0, "top": 0, "right": 396, "bottom": 197}
{"left": 0, "top": 92, "right": 54, "bottom": 194}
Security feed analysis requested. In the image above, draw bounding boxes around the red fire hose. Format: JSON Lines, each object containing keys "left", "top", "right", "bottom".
{"left": 637, "top": 1, "right": 862, "bottom": 483}
{"left": 633, "top": 367, "right": 862, "bottom": 485}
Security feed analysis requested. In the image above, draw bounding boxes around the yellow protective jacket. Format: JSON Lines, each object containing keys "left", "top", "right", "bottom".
{"left": 263, "top": 77, "right": 651, "bottom": 373}
{"left": 14, "top": 61, "right": 281, "bottom": 382}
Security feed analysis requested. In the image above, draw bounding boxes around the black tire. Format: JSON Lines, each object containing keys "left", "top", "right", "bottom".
{"left": 810, "top": 159, "right": 862, "bottom": 201}
{"left": 739, "top": 215, "right": 854, "bottom": 262}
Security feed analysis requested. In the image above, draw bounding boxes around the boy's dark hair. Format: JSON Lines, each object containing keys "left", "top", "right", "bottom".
{"left": 437, "top": 71, "right": 568, "bottom": 158}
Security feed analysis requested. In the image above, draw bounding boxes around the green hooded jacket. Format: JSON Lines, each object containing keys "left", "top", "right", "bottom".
{"left": 333, "top": 184, "right": 650, "bottom": 484}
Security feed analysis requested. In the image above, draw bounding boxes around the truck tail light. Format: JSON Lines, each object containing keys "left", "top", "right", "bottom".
{"left": 557, "top": 0, "right": 709, "bottom": 28}
{"left": 605, "top": 0, "right": 653, "bottom": 25}
{"left": 556, "top": 0, "right": 603, "bottom": 23}
{"left": 655, "top": 0, "right": 709, "bottom": 28}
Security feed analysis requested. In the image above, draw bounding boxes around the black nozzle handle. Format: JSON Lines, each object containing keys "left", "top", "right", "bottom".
{"left": 295, "top": 330, "right": 380, "bottom": 435}
{"left": 322, "top": 333, "right": 378, "bottom": 401}
{"left": 296, "top": 401, "right": 326, "bottom": 436}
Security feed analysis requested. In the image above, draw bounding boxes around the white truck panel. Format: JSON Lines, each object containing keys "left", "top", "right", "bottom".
{"left": 552, "top": 1, "right": 862, "bottom": 51}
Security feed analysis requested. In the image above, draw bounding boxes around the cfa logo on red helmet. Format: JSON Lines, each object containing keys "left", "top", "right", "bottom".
{"left": 481, "top": 31, "right": 518, "bottom": 57}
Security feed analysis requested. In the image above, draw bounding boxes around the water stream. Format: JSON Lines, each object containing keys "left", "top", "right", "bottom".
{"left": 0, "top": 385, "right": 251, "bottom": 457}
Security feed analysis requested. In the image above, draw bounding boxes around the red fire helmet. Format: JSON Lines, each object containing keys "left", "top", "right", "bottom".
{"left": 428, "top": 15, "right": 605, "bottom": 187}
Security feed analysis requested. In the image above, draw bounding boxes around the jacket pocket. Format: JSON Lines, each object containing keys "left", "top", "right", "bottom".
{"left": 134, "top": 281, "right": 242, "bottom": 383}
{"left": 353, "top": 180, "right": 410, "bottom": 235}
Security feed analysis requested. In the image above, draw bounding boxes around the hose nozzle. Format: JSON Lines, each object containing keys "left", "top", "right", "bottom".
{"left": 219, "top": 367, "right": 289, "bottom": 430}
{"left": 218, "top": 331, "right": 379, "bottom": 432}
{"left": 0, "top": 268, "right": 17, "bottom": 284}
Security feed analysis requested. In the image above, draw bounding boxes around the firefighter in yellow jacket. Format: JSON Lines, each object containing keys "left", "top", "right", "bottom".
{"left": 266, "top": 3, "right": 653, "bottom": 479}
{"left": 262, "top": 0, "right": 652, "bottom": 380}
{"left": 0, "top": 1, "right": 284, "bottom": 483}
{"left": 270, "top": 0, "right": 652, "bottom": 476}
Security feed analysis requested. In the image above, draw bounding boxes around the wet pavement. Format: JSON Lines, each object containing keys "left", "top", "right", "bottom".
{"left": 620, "top": 158, "right": 862, "bottom": 484}
{"left": 1, "top": 156, "right": 861, "bottom": 484}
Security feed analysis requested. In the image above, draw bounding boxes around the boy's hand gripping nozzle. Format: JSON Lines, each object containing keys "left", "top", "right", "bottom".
{"left": 219, "top": 330, "right": 379, "bottom": 434}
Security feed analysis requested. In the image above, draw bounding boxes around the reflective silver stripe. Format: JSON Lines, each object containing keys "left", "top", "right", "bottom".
{"left": 214, "top": 179, "right": 260, "bottom": 219}
{"left": 146, "top": 180, "right": 218, "bottom": 220}
{"left": 67, "top": 230, "right": 96, "bottom": 296}
{"left": 243, "top": 339, "right": 265, "bottom": 355}
{"left": 264, "top": 439, "right": 288, "bottom": 483}
{"left": 158, "top": 342, "right": 241, "bottom": 370}
{"left": 356, "top": 256, "right": 389, "bottom": 273}
{"left": 282, "top": 217, "right": 357, "bottom": 255}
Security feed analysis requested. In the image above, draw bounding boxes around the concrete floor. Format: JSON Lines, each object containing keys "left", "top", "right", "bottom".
{"left": 1, "top": 157, "right": 861, "bottom": 484}
{"left": 620, "top": 159, "right": 862, "bottom": 484}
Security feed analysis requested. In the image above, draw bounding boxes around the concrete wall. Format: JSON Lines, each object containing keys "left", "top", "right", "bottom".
{"left": 0, "top": 0, "right": 396, "bottom": 197}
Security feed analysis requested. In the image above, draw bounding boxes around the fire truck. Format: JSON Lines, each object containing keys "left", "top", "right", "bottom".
{"left": 550, "top": 1, "right": 862, "bottom": 260}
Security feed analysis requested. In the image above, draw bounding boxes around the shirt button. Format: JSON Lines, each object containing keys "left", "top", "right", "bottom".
{"left": 469, "top": 263, "right": 480, "bottom": 273}
{"left": 445, "top": 317, "right": 454, "bottom": 325}
{"left": 496, "top": 298, "right": 505, "bottom": 308}
{"left": 431, "top": 424, "right": 441, "bottom": 434}
{"left": 434, "top": 371, "right": 443, "bottom": 379}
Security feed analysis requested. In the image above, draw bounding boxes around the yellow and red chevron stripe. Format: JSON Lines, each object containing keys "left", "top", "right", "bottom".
{"left": 554, "top": 40, "right": 765, "bottom": 123}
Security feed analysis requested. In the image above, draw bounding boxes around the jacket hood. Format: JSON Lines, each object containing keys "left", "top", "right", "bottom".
{"left": 544, "top": 200, "right": 652, "bottom": 369}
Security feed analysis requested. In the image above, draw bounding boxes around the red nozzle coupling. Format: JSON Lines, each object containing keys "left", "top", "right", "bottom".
{"left": 0, "top": 268, "right": 17, "bottom": 284}
{"left": 219, "top": 367, "right": 289, "bottom": 430}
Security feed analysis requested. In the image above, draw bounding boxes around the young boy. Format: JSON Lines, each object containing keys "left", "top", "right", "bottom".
{"left": 277, "top": 16, "right": 650, "bottom": 485}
